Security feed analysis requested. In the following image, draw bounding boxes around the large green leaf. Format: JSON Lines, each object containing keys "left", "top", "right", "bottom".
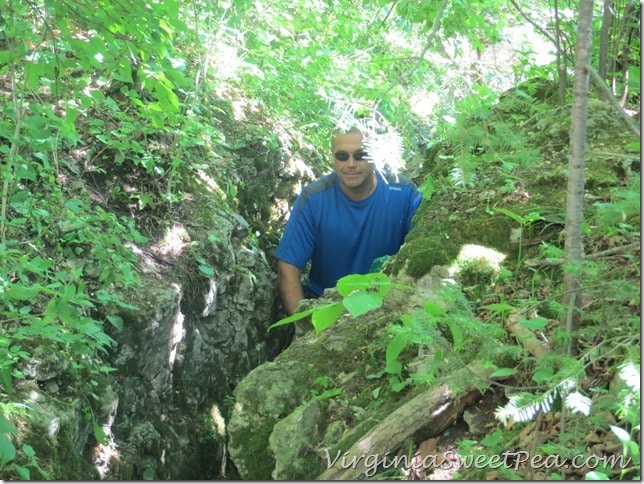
{"left": 342, "top": 290, "right": 383, "bottom": 318}
{"left": 0, "top": 434, "right": 16, "bottom": 467}
{"left": 311, "top": 302, "right": 345, "bottom": 333}
{"left": 336, "top": 273, "right": 391, "bottom": 297}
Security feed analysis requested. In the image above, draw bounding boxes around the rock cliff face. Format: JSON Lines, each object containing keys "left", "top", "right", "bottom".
{"left": 11, "top": 201, "right": 292, "bottom": 480}
{"left": 9, "top": 129, "right": 307, "bottom": 479}
{"left": 98, "top": 196, "right": 295, "bottom": 478}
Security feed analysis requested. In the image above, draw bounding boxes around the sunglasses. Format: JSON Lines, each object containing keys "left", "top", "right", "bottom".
{"left": 333, "top": 151, "right": 370, "bottom": 162}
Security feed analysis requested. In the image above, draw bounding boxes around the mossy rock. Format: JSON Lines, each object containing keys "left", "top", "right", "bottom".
{"left": 391, "top": 190, "right": 516, "bottom": 280}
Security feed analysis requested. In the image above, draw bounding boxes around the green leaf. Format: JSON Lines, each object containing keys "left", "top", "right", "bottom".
{"left": 4, "top": 284, "right": 40, "bottom": 301}
{"left": 15, "top": 465, "right": 30, "bottom": 480}
{"left": 267, "top": 309, "right": 314, "bottom": 331}
{"left": 386, "top": 359, "right": 402, "bottom": 375}
{"left": 314, "top": 387, "right": 342, "bottom": 400}
{"left": 311, "top": 302, "right": 345, "bottom": 332}
{"left": 65, "top": 199, "right": 85, "bottom": 213}
{"left": 481, "top": 428, "right": 503, "bottom": 449}
{"left": 22, "top": 444, "right": 36, "bottom": 458}
{"left": 385, "top": 332, "right": 409, "bottom": 374}
{"left": 624, "top": 141, "right": 640, "bottom": 152}
{"left": 113, "top": 58, "right": 134, "bottom": 83}
{"left": 342, "top": 290, "right": 383, "bottom": 318}
{"left": 419, "top": 177, "right": 435, "bottom": 200}
{"left": 0, "top": 366, "right": 13, "bottom": 393}
{"left": 93, "top": 422, "right": 108, "bottom": 445}
{"left": 490, "top": 367, "right": 516, "bottom": 378}
{"left": 389, "top": 376, "right": 407, "bottom": 392}
{"left": 493, "top": 207, "right": 525, "bottom": 224}
{"left": 0, "top": 413, "right": 16, "bottom": 434}
{"left": 423, "top": 301, "right": 445, "bottom": 316}
{"left": 480, "top": 302, "right": 514, "bottom": 313}
{"left": 106, "top": 315, "right": 123, "bottom": 331}
{"left": 336, "top": 272, "right": 390, "bottom": 297}
{"left": 198, "top": 263, "right": 215, "bottom": 278}
{"left": 532, "top": 366, "right": 554, "bottom": 383}
{"left": 0, "top": 434, "right": 16, "bottom": 466}
{"left": 518, "top": 317, "right": 548, "bottom": 331}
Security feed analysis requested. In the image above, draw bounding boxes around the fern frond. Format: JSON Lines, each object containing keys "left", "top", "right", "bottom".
{"left": 328, "top": 99, "right": 359, "bottom": 132}
{"left": 450, "top": 156, "right": 477, "bottom": 188}
{"left": 539, "top": 242, "right": 565, "bottom": 259}
{"left": 565, "top": 391, "right": 592, "bottom": 416}
{"left": 495, "top": 377, "right": 581, "bottom": 425}
{"left": 618, "top": 361, "right": 640, "bottom": 392}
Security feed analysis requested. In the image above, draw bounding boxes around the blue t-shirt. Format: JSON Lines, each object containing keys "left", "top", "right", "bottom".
{"left": 275, "top": 170, "right": 422, "bottom": 296}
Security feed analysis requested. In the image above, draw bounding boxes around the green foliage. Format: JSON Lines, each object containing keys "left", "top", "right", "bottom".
{"left": 0, "top": 409, "right": 50, "bottom": 479}
{"left": 592, "top": 177, "right": 640, "bottom": 237}
{"left": 440, "top": 85, "right": 543, "bottom": 192}
{"left": 383, "top": 285, "right": 516, "bottom": 393}
{"left": 268, "top": 272, "right": 409, "bottom": 333}
{"left": 310, "top": 376, "right": 343, "bottom": 401}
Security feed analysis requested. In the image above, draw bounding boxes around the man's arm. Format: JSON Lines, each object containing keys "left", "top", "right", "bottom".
{"left": 277, "top": 260, "right": 304, "bottom": 315}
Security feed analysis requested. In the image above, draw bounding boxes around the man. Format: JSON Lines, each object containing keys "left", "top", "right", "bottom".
{"left": 275, "top": 126, "right": 423, "bottom": 315}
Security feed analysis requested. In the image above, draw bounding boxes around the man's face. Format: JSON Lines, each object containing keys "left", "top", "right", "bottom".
{"left": 332, "top": 131, "right": 375, "bottom": 193}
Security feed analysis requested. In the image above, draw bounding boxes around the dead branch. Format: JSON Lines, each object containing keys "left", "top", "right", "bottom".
{"left": 525, "top": 241, "right": 640, "bottom": 267}
{"left": 505, "top": 311, "right": 549, "bottom": 358}
{"left": 316, "top": 363, "right": 495, "bottom": 480}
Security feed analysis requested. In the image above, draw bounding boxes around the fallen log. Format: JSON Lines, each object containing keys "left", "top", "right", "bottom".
{"left": 316, "top": 363, "right": 496, "bottom": 480}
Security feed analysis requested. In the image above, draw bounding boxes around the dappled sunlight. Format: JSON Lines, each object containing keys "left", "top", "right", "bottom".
{"left": 151, "top": 223, "right": 191, "bottom": 258}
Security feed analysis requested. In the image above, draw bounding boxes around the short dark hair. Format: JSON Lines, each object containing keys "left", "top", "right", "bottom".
{"left": 331, "top": 125, "right": 363, "bottom": 150}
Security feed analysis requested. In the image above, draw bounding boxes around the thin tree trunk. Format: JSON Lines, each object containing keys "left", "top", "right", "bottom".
{"left": 617, "top": 1, "right": 637, "bottom": 106}
{"left": 598, "top": 0, "right": 614, "bottom": 81}
{"left": 563, "top": 0, "right": 594, "bottom": 356}
{"left": 553, "top": 0, "right": 567, "bottom": 103}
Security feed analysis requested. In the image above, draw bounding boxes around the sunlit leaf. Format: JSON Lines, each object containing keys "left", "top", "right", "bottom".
{"left": 342, "top": 290, "right": 383, "bottom": 318}
{"left": 518, "top": 317, "right": 548, "bottom": 331}
{"left": 312, "top": 302, "right": 345, "bottom": 333}
{"left": 490, "top": 367, "right": 516, "bottom": 378}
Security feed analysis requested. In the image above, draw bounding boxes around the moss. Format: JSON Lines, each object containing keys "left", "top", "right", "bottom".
{"left": 326, "top": 416, "right": 383, "bottom": 457}
{"left": 23, "top": 403, "right": 96, "bottom": 480}
{"left": 240, "top": 418, "right": 278, "bottom": 480}
{"left": 392, "top": 191, "right": 516, "bottom": 281}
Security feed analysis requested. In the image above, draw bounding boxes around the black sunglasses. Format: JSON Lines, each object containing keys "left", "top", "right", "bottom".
{"left": 334, "top": 151, "right": 370, "bottom": 162}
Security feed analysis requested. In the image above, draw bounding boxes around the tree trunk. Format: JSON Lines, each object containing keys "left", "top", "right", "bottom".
{"left": 598, "top": 0, "right": 613, "bottom": 81}
{"left": 563, "top": 0, "right": 594, "bottom": 356}
{"left": 553, "top": 0, "right": 568, "bottom": 103}
{"left": 617, "top": 1, "right": 637, "bottom": 106}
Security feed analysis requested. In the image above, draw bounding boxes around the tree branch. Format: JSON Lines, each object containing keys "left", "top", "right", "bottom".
{"left": 375, "top": 0, "right": 449, "bottom": 105}
{"left": 525, "top": 241, "right": 640, "bottom": 267}
{"left": 587, "top": 64, "right": 641, "bottom": 137}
